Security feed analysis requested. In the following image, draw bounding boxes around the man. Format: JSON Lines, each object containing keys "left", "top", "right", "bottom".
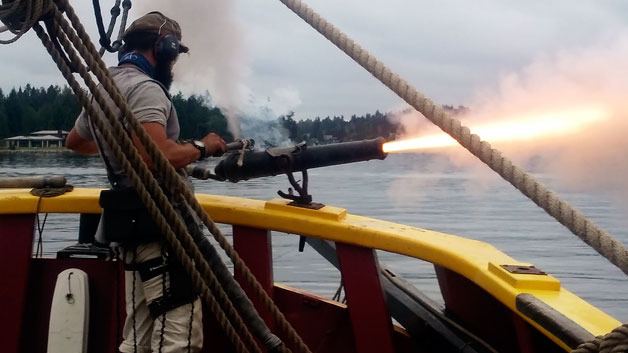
{"left": 66, "top": 12, "right": 225, "bottom": 353}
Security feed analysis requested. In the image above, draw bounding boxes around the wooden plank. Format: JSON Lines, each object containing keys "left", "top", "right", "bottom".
{"left": 336, "top": 242, "right": 395, "bottom": 353}
{"left": 233, "top": 225, "right": 274, "bottom": 326}
{"left": 0, "top": 214, "right": 35, "bottom": 353}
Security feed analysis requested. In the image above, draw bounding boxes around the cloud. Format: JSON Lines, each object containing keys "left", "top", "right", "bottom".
{"left": 2, "top": 0, "right": 628, "bottom": 124}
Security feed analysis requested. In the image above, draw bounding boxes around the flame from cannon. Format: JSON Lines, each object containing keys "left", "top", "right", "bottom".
{"left": 383, "top": 107, "right": 607, "bottom": 153}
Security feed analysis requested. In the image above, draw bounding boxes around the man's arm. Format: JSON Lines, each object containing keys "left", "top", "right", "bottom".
{"left": 66, "top": 128, "right": 99, "bottom": 155}
{"left": 136, "top": 122, "right": 226, "bottom": 170}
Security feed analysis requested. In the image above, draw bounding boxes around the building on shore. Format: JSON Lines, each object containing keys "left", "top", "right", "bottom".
{"left": 2, "top": 130, "right": 69, "bottom": 150}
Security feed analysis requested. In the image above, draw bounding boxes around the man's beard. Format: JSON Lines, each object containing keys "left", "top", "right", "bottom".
{"left": 155, "top": 59, "right": 174, "bottom": 90}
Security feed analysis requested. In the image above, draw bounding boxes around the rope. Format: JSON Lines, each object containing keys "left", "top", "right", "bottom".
{"left": 93, "top": 0, "right": 121, "bottom": 55}
{"left": 52, "top": 3, "right": 287, "bottom": 351}
{"left": 278, "top": 1, "right": 628, "bottom": 351}
{"left": 58, "top": 2, "right": 309, "bottom": 351}
{"left": 1, "top": 1, "right": 310, "bottom": 349}
{"left": 30, "top": 185, "right": 74, "bottom": 197}
{"left": 33, "top": 1, "right": 303, "bottom": 352}
{"left": 8, "top": 0, "right": 622, "bottom": 351}
{"left": 0, "top": 0, "right": 52, "bottom": 43}
{"left": 93, "top": 0, "right": 130, "bottom": 56}
{"left": 33, "top": 12, "right": 260, "bottom": 353}
{"left": 572, "top": 324, "right": 628, "bottom": 353}
{"left": 30, "top": 184, "right": 72, "bottom": 257}
{"left": 278, "top": 0, "right": 628, "bottom": 277}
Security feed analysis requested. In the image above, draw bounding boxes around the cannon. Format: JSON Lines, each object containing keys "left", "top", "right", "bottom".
{"left": 187, "top": 137, "right": 388, "bottom": 205}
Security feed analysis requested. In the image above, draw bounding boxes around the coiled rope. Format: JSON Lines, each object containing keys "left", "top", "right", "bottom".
{"left": 0, "top": 0, "right": 52, "bottom": 43}
{"left": 277, "top": 0, "right": 628, "bottom": 351}
{"left": 1, "top": 0, "right": 310, "bottom": 352}
{"left": 573, "top": 324, "right": 628, "bottom": 353}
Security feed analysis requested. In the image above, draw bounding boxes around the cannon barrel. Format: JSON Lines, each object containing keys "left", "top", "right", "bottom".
{"left": 214, "top": 137, "right": 387, "bottom": 182}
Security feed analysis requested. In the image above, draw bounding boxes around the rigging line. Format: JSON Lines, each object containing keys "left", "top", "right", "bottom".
{"left": 39, "top": 6, "right": 267, "bottom": 351}
{"left": 278, "top": 0, "right": 628, "bottom": 277}
{"left": 34, "top": 195, "right": 48, "bottom": 258}
{"left": 97, "top": 0, "right": 121, "bottom": 56}
{"left": 92, "top": 0, "right": 124, "bottom": 56}
{"left": 91, "top": 0, "right": 115, "bottom": 52}
{"left": 57, "top": 3, "right": 308, "bottom": 351}
{"left": 34, "top": 21, "right": 223, "bottom": 351}
{"left": 0, "top": 0, "right": 52, "bottom": 44}
{"left": 113, "top": 0, "right": 132, "bottom": 49}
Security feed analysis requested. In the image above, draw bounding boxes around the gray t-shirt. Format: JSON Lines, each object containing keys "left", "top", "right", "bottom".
{"left": 74, "top": 65, "right": 180, "bottom": 187}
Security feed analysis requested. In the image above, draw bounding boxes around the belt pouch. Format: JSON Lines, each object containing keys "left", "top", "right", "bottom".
{"left": 99, "top": 189, "right": 162, "bottom": 245}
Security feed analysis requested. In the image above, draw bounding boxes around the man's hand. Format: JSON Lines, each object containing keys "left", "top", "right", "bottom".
{"left": 201, "top": 133, "right": 227, "bottom": 157}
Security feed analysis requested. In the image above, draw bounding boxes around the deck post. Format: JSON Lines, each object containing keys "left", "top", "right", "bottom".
{"left": 0, "top": 214, "right": 36, "bottom": 353}
{"left": 233, "top": 225, "right": 274, "bottom": 326}
{"left": 513, "top": 313, "right": 537, "bottom": 353}
{"left": 336, "top": 242, "right": 395, "bottom": 353}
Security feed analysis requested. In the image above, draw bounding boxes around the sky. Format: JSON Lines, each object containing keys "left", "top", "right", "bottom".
{"left": 2, "top": 0, "right": 628, "bottom": 121}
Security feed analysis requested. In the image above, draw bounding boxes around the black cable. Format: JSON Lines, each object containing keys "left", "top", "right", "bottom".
{"left": 98, "top": 0, "right": 126, "bottom": 57}
{"left": 91, "top": 0, "right": 114, "bottom": 52}
{"left": 34, "top": 196, "right": 48, "bottom": 258}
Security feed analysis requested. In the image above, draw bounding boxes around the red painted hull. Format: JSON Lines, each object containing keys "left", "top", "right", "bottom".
{"left": 0, "top": 214, "right": 417, "bottom": 353}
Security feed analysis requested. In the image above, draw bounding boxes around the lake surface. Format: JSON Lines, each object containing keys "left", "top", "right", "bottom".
{"left": 1, "top": 151, "right": 627, "bottom": 321}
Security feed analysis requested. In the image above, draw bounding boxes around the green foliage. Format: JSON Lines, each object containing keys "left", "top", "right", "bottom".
{"left": 0, "top": 85, "right": 233, "bottom": 141}
{"left": 0, "top": 85, "right": 79, "bottom": 138}
{"left": 172, "top": 93, "right": 233, "bottom": 141}
{"left": 1, "top": 84, "right": 463, "bottom": 145}
{"left": 279, "top": 110, "right": 401, "bottom": 144}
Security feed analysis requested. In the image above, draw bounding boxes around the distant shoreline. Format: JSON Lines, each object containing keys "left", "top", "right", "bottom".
{"left": 0, "top": 148, "right": 72, "bottom": 154}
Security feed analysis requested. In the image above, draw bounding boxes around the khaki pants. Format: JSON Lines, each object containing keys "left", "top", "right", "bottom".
{"left": 119, "top": 242, "right": 203, "bottom": 353}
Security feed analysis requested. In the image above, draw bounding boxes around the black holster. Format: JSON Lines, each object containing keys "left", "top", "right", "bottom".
{"left": 99, "top": 188, "right": 161, "bottom": 246}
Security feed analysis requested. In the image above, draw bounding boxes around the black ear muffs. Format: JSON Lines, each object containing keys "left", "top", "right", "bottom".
{"left": 154, "top": 34, "right": 180, "bottom": 62}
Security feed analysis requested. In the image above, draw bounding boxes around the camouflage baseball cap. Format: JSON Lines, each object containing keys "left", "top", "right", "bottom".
{"left": 123, "top": 11, "right": 189, "bottom": 53}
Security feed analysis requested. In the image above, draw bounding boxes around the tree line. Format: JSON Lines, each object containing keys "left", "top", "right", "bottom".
{"left": 277, "top": 105, "right": 468, "bottom": 144}
{"left": 278, "top": 111, "right": 399, "bottom": 144}
{"left": 0, "top": 85, "right": 232, "bottom": 141}
{"left": 0, "top": 84, "right": 466, "bottom": 145}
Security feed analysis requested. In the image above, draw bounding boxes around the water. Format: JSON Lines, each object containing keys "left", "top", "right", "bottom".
{"left": 1, "top": 151, "right": 627, "bottom": 322}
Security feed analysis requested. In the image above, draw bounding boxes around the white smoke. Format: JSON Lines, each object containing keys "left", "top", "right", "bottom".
{"left": 135, "top": 0, "right": 248, "bottom": 137}
{"left": 390, "top": 33, "right": 628, "bottom": 208}
{"left": 239, "top": 87, "right": 302, "bottom": 148}
{"left": 243, "top": 86, "right": 302, "bottom": 119}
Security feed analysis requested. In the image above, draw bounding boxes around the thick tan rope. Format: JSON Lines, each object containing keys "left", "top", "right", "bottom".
{"left": 29, "top": 4, "right": 276, "bottom": 351}
{"left": 33, "top": 18, "right": 261, "bottom": 353}
{"left": 573, "top": 324, "right": 628, "bottom": 353}
{"left": 278, "top": 1, "right": 628, "bottom": 352}
{"left": 7, "top": 4, "right": 307, "bottom": 350}
{"left": 3, "top": 1, "right": 298, "bottom": 351}
{"left": 0, "top": 0, "right": 51, "bottom": 43}
{"left": 7, "top": 0, "right": 625, "bottom": 351}
{"left": 57, "top": 3, "right": 305, "bottom": 351}
{"left": 278, "top": 0, "right": 628, "bottom": 277}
